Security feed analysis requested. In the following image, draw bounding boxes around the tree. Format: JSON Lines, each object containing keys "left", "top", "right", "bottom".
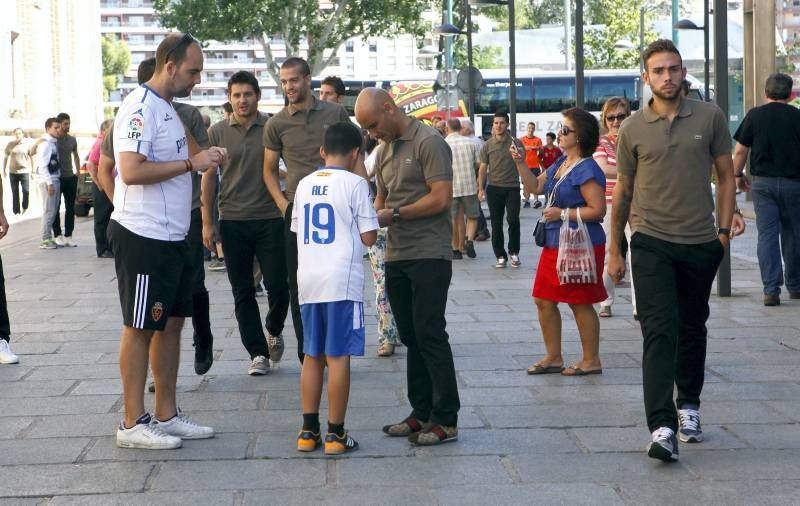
{"left": 481, "top": 0, "right": 565, "bottom": 30}
{"left": 581, "top": 0, "right": 662, "bottom": 69}
{"left": 153, "top": 0, "right": 426, "bottom": 85}
{"left": 102, "top": 35, "right": 131, "bottom": 101}
{"left": 452, "top": 43, "right": 504, "bottom": 69}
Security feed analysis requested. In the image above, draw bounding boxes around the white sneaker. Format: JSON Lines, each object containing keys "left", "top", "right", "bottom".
{"left": 495, "top": 257, "right": 507, "bottom": 268}
{"left": 0, "top": 340, "right": 19, "bottom": 364}
{"left": 54, "top": 236, "right": 66, "bottom": 247}
{"left": 248, "top": 355, "right": 269, "bottom": 375}
{"left": 64, "top": 237, "right": 77, "bottom": 247}
{"left": 267, "top": 334, "right": 284, "bottom": 362}
{"left": 116, "top": 413, "right": 182, "bottom": 449}
{"left": 509, "top": 254, "right": 521, "bottom": 267}
{"left": 153, "top": 411, "right": 214, "bottom": 440}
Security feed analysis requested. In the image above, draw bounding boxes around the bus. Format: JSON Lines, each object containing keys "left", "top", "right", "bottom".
{"left": 312, "top": 69, "right": 704, "bottom": 138}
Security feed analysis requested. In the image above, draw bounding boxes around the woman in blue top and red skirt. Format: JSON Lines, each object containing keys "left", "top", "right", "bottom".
{"left": 512, "top": 107, "right": 607, "bottom": 376}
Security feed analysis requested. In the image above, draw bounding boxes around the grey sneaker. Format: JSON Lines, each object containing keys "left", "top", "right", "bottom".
{"left": 678, "top": 406, "right": 703, "bottom": 443}
{"left": 153, "top": 410, "right": 214, "bottom": 440}
{"left": 647, "top": 427, "right": 679, "bottom": 461}
{"left": 248, "top": 355, "right": 269, "bottom": 375}
{"left": 509, "top": 254, "right": 521, "bottom": 267}
{"left": 208, "top": 259, "right": 226, "bottom": 272}
{"left": 409, "top": 424, "right": 458, "bottom": 446}
{"left": 267, "top": 334, "right": 284, "bottom": 362}
{"left": 495, "top": 257, "right": 507, "bottom": 268}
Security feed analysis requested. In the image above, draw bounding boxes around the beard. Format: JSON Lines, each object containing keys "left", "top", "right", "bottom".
{"left": 651, "top": 84, "right": 681, "bottom": 102}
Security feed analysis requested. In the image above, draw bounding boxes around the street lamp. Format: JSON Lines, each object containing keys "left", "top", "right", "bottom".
{"left": 434, "top": 22, "right": 467, "bottom": 121}
{"left": 675, "top": 1, "right": 710, "bottom": 101}
{"left": 614, "top": 6, "right": 649, "bottom": 107}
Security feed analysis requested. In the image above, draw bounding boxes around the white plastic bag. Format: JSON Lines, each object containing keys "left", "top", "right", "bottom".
{"left": 556, "top": 208, "right": 597, "bottom": 285}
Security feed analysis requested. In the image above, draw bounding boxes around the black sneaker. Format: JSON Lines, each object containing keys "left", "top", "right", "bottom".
{"left": 194, "top": 343, "right": 213, "bottom": 375}
{"left": 523, "top": 200, "right": 531, "bottom": 208}
{"left": 324, "top": 431, "right": 359, "bottom": 455}
{"left": 647, "top": 427, "right": 679, "bottom": 461}
{"left": 465, "top": 240, "right": 476, "bottom": 259}
{"left": 678, "top": 405, "right": 703, "bottom": 443}
{"left": 452, "top": 250, "right": 463, "bottom": 260}
{"left": 532, "top": 200, "right": 543, "bottom": 209}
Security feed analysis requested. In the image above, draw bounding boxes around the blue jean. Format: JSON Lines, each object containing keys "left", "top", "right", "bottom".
{"left": 752, "top": 176, "right": 800, "bottom": 296}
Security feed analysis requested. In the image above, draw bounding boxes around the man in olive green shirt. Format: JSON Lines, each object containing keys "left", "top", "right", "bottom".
{"left": 206, "top": 71, "right": 289, "bottom": 375}
{"left": 609, "top": 40, "right": 736, "bottom": 462}
{"left": 478, "top": 111, "right": 523, "bottom": 268}
{"left": 355, "top": 88, "right": 460, "bottom": 446}
{"left": 262, "top": 57, "right": 351, "bottom": 363}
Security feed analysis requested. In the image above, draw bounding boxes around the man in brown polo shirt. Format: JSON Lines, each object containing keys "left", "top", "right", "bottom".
{"left": 263, "top": 57, "right": 351, "bottom": 363}
{"left": 608, "top": 39, "right": 736, "bottom": 462}
{"left": 355, "top": 88, "right": 460, "bottom": 446}
{"left": 205, "top": 71, "right": 289, "bottom": 376}
{"left": 478, "top": 111, "right": 523, "bottom": 268}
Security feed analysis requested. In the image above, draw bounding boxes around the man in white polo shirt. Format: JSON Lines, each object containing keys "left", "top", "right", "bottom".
{"left": 111, "top": 33, "right": 224, "bottom": 450}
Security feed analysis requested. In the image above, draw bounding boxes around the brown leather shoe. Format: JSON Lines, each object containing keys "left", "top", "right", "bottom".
{"left": 764, "top": 294, "right": 780, "bottom": 306}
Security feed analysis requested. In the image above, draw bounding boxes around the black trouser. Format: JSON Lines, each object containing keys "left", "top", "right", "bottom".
{"left": 9, "top": 173, "right": 30, "bottom": 215}
{"left": 52, "top": 175, "right": 77, "bottom": 238}
{"left": 92, "top": 185, "right": 113, "bottom": 256}
{"left": 486, "top": 185, "right": 521, "bottom": 259}
{"left": 631, "top": 232, "right": 724, "bottom": 432}
{"left": 0, "top": 255, "right": 9, "bottom": 342}
{"left": 220, "top": 218, "right": 289, "bottom": 359}
{"left": 188, "top": 208, "right": 213, "bottom": 349}
{"left": 284, "top": 202, "right": 304, "bottom": 362}
{"left": 385, "top": 259, "right": 460, "bottom": 426}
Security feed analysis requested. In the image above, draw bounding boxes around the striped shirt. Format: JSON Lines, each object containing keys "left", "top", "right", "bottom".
{"left": 593, "top": 134, "right": 617, "bottom": 204}
{"left": 446, "top": 133, "right": 479, "bottom": 197}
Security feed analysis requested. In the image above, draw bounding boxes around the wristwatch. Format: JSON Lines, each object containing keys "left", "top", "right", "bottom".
{"left": 718, "top": 227, "right": 731, "bottom": 238}
{"left": 392, "top": 207, "right": 401, "bottom": 221}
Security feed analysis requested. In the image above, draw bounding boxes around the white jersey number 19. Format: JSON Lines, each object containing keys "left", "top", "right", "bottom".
{"left": 303, "top": 203, "right": 336, "bottom": 245}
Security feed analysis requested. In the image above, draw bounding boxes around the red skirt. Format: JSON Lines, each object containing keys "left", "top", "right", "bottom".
{"left": 532, "top": 245, "right": 608, "bottom": 304}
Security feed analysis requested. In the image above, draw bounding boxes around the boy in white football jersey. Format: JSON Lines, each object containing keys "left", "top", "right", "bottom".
{"left": 291, "top": 122, "right": 378, "bottom": 454}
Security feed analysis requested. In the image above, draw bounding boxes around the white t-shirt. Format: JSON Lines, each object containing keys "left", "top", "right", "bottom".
{"left": 111, "top": 84, "right": 191, "bottom": 241}
{"left": 291, "top": 167, "right": 378, "bottom": 304}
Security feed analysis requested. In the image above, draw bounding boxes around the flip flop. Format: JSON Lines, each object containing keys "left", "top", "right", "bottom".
{"left": 526, "top": 363, "right": 565, "bottom": 375}
{"left": 561, "top": 365, "right": 603, "bottom": 376}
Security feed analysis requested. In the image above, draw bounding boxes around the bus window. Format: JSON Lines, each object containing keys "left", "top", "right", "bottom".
{"left": 475, "top": 78, "right": 533, "bottom": 114}
{"left": 533, "top": 77, "right": 577, "bottom": 113}
{"left": 587, "top": 75, "right": 639, "bottom": 111}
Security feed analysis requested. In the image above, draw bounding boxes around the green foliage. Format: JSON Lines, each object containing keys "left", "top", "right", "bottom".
{"left": 581, "top": 0, "right": 663, "bottom": 69}
{"left": 101, "top": 35, "right": 131, "bottom": 101}
{"left": 153, "top": 0, "right": 427, "bottom": 84}
{"left": 482, "top": 0, "right": 565, "bottom": 30}
{"left": 452, "top": 42, "right": 504, "bottom": 69}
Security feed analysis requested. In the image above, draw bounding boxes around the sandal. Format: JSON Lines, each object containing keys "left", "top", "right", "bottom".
{"left": 561, "top": 365, "right": 603, "bottom": 376}
{"left": 598, "top": 306, "right": 612, "bottom": 318}
{"left": 526, "top": 362, "right": 564, "bottom": 375}
{"left": 377, "top": 343, "right": 395, "bottom": 357}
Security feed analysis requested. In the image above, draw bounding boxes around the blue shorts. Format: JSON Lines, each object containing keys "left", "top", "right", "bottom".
{"left": 300, "top": 300, "right": 365, "bottom": 358}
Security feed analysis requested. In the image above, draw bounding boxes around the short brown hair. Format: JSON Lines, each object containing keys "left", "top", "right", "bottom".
{"left": 282, "top": 57, "right": 311, "bottom": 77}
{"left": 321, "top": 76, "right": 345, "bottom": 96}
{"left": 447, "top": 118, "right": 461, "bottom": 132}
{"left": 562, "top": 107, "right": 599, "bottom": 157}
{"left": 600, "top": 97, "right": 630, "bottom": 128}
{"left": 155, "top": 33, "right": 199, "bottom": 73}
{"left": 642, "top": 39, "right": 682, "bottom": 71}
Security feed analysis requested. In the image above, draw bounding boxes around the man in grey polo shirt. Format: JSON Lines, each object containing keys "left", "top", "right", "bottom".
{"left": 355, "top": 88, "right": 460, "bottom": 446}
{"left": 263, "top": 57, "right": 351, "bottom": 363}
{"left": 478, "top": 111, "right": 523, "bottom": 268}
{"left": 206, "top": 71, "right": 289, "bottom": 375}
{"left": 608, "top": 39, "right": 736, "bottom": 462}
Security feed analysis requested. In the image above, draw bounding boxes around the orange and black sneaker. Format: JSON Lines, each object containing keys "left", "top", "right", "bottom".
{"left": 296, "top": 429, "right": 321, "bottom": 452}
{"left": 324, "top": 431, "right": 359, "bottom": 455}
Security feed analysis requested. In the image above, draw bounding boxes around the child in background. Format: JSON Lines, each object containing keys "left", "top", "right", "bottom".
{"left": 540, "top": 132, "right": 562, "bottom": 170}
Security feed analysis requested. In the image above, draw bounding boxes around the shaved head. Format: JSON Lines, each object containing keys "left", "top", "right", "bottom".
{"left": 355, "top": 87, "right": 406, "bottom": 143}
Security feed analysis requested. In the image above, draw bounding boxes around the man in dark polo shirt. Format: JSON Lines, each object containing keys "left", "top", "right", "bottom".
{"left": 608, "top": 40, "right": 736, "bottom": 462}
{"left": 478, "top": 111, "right": 523, "bottom": 268}
{"left": 732, "top": 72, "right": 800, "bottom": 306}
{"left": 355, "top": 87, "right": 460, "bottom": 446}
{"left": 262, "top": 57, "right": 351, "bottom": 363}
{"left": 100, "top": 57, "right": 216, "bottom": 376}
{"left": 53, "top": 112, "right": 81, "bottom": 247}
{"left": 205, "top": 71, "right": 289, "bottom": 376}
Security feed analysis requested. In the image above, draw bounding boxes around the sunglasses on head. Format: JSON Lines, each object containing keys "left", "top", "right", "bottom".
{"left": 605, "top": 113, "right": 628, "bottom": 123}
{"left": 165, "top": 33, "right": 197, "bottom": 62}
{"left": 559, "top": 126, "right": 577, "bottom": 136}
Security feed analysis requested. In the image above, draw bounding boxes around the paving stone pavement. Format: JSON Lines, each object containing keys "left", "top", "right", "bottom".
{"left": 0, "top": 208, "right": 798, "bottom": 505}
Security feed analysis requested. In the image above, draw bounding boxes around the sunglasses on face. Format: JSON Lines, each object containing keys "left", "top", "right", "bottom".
{"left": 559, "top": 126, "right": 577, "bottom": 136}
{"left": 165, "top": 33, "right": 197, "bottom": 62}
{"left": 606, "top": 114, "right": 628, "bottom": 123}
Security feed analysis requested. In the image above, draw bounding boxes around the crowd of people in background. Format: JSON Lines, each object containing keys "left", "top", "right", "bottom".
{"left": 2, "top": 33, "right": 798, "bottom": 466}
